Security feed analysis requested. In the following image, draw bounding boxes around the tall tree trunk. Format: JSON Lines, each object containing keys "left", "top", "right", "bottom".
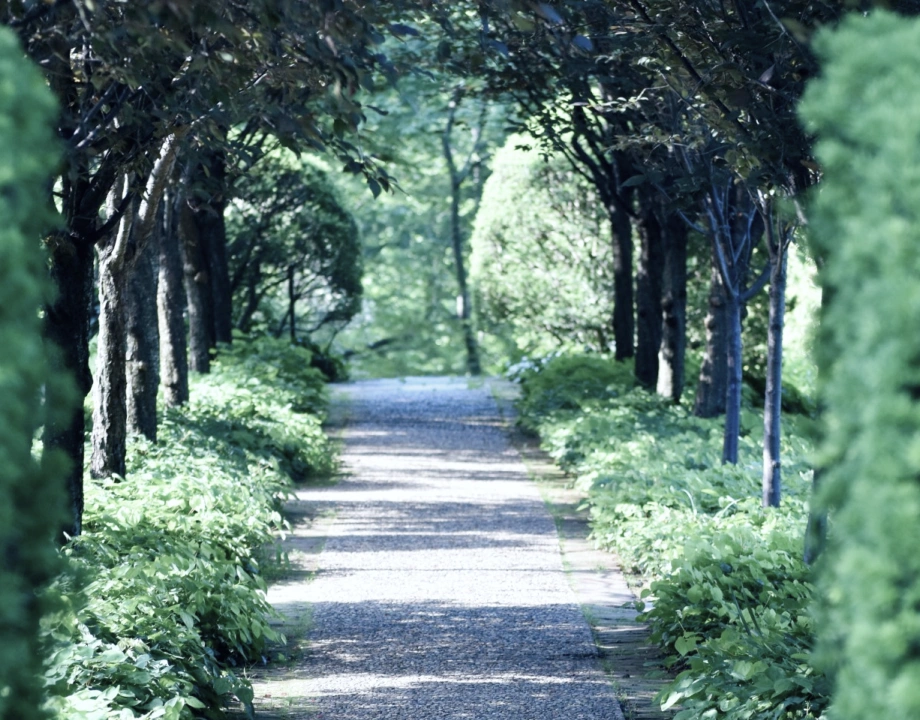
{"left": 158, "top": 191, "right": 190, "bottom": 406}
{"left": 44, "top": 234, "right": 95, "bottom": 538}
{"left": 635, "top": 198, "right": 663, "bottom": 387}
{"left": 91, "top": 183, "right": 135, "bottom": 479}
{"left": 657, "top": 216, "right": 688, "bottom": 402}
{"left": 179, "top": 198, "right": 211, "bottom": 373}
{"left": 237, "top": 267, "right": 262, "bottom": 333}
{"left": 723, "top": 292, "right": 744, "bottom": 464}
{"left": 610, "top": 206, "right": 635, "bottom": 361}
{"left": 288, "top": 264, "right": 297, "bottom": 342}
{"left": 206, "top": 204, "right": 232, "bottom": 345}
{"left": 763, "top": 236, "right": 788, "bottom": 507}
{"left": 449, "top": 180, "right": 481, "bottom": 375}
{"left": 442, "top": 86, "right": 483, "bottom": 377}
{"left": 694, "top": 257, "right": 729, "bottom": 418}
{"left": 91, "top": 247, "right": 129, "bottom": 478}
{"left": 201, "top": 153, "right": 233, "bottom": 345}
{"left": 92, "top": 134, "right": 184, "bottom": 476}
{"left": 126, "top": 227, "right": 160, "bottom": 440}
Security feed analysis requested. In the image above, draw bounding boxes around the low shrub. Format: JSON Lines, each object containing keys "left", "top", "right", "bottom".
{"left": 513, "top": 353, "right": 636, "bottom": 429}
{"left": 43, "top": 338, "right": 335, "bottom": 719}
{"left": 515, "top": 353, "right": 827, "bottom": 720}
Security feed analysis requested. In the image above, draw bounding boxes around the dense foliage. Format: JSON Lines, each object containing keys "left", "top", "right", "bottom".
{"left": 471, "top": 136, "right": 613, "bottom": 355}
{"left": 227, "top": 153, "right": 362, "bottom": 341}
{"left": 800, "top": 12, "right": 920, "bottom": 720}
{"left": 43, "top": 338, "right": 333, "bottom": 719}
{"left": 515, "top": 354, "right": 827, "bottom": 720}
{"left": 0, "top": 28, "right": 68, "bottom": 720}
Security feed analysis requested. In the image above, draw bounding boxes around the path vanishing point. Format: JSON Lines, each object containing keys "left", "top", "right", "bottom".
{"left": 244, "top": 377, "right": 670, "bottom": 720}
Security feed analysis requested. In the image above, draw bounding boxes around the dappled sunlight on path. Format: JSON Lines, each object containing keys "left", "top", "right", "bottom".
{"left": 251, "top": 376, "right": 624, "bottom": 720}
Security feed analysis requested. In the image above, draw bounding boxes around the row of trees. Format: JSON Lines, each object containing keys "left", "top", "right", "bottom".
{"left": 2, "top": 0, "right": 440, "bottom": 538}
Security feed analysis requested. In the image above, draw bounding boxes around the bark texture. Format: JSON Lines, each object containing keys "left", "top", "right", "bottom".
{"left": 158, "top": 192, "right": 190, "bottom": 406}
{"left": 126, "top": 230, "right": 160, "bottom": 440}
{"left": 635, "top": 198, "right": 664, "bottom": 388}
{"left": 762, "top": 236, "right": 788, "bottom": 507}
{"left": 693, "top": 259, "right": 730, "bottom": 418}
{"left": 722, "top": 293, "right": 744, "bottom": 463}
{"left": 610, "top": 206, "right": 635, "bottom": 361}
{"left": 43, "top": 236, "right": 95, "bottom": 537}
{"left": 657, "top": 216, "right": 688, "bottom": 402}
{"left": 92, "top": 134, "right": 184, "bottom": 478}
{"left": 179, "top": 197, "right": 212, "bottom": 373}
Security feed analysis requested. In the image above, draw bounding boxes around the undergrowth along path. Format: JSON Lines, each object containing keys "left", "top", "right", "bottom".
{"left": 251, "top": 376, "right": 629, "bottom": 719}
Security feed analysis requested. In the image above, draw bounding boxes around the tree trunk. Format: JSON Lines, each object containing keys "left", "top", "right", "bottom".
{"left": 206, "top": 204, "right": 232, "bottom": 345}
{"left": 91, "top": 245, "right": 129, "bottom": 478}
{"left": 657, "top": 215, "right": 688, "bottom": 402}
{"left": 610, "top": 205, "right": 635, "bottom": 361}
{"left": 762, "top": 242, "right": 788, "bottom": 507}
{"left": 126, "top": 228, "right": 159, "bottom": 441}
{"left": 288, "top": 264, "right": 297, "bottom": 342}
{"left": 158, "top": 191, "right": 190, "bottom": 406}
{"left": 694, "top": 256, "right": 729, "bottom": 418}
{"left": 92, "top": 134, "right": 184, "bottom": 476}
{"left": 201, "top": 160, "right": 233, "bottom": 346}
{"left": 237, "top": 267, "right": 262, "bottom": 333}
{"left": 449, "top": 180, "right": 481, "bottom": 376}
{"left": 723, "top": 292, "right": 744, "bottom": 463}
{"left": 635, "top": 199, "right": 663, "bottom": 387}
{"left": 179, "top": 199, "right": 211, "bottom": 373}
{"left": 43, "top": 235, "right": 95, "bottom": 538}
{"left": 442, "top": 86, "right": 483, "bottom": 377}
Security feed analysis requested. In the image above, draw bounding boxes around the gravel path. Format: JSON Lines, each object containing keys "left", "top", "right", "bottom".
{"left": 259, "top": 376, "right": 624, "bottom": 719}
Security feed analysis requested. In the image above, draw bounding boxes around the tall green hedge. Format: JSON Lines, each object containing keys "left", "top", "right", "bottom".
{"left": 0, "top": 27, "right": 65, "bottom": 720}
{"left": 800, "top": 12, "right": 920, "bottom": 720}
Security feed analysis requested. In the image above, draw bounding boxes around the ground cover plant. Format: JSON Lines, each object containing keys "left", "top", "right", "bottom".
{"left": 42, "top": 338, "right": 334, "bottom": 720}
{"left": 515, "top": 353, "right": 827, "bottom": 720}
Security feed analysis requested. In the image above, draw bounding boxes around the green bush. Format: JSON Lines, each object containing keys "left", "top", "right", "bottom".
{"left": 43, "top": 338, "right": 335, "bottom": 719}
{"left": 513, "top": 353, "right": 636, "bottom": 429}
{"left": 800, "top": 12, "right": 920, "bottom": 720}
{"left": 0, "top": 27, "right": 67, "bottom": 720}
{"left": 471, "top": 136, "right": 615, "bottom": 355}
{"left": 517, "top": 354, "right": 827, "bottom": 719}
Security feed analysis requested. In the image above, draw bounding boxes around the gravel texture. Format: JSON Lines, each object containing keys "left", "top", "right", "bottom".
{"left": 264, "top": 376, "right": 624, "bottom": 719}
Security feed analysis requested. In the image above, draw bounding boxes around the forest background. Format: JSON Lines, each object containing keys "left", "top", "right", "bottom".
{"left": 2, "top": 1, "right": 920, "bottom": 720}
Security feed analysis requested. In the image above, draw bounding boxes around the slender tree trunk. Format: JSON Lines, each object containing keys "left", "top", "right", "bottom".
{"left": 723, "top": 292, "right": 744, "bottom": 464}
{"left": 288, "top": 264, "right": 297, "bottom": 342}
{"left": 657, "top": 216, "right": 688, "bottom": 402}
{"left": 237, "top": 269, "right": 262, "bottom": 333}
{"left": 694, "top": 256, "right": 729, "bottom": 418}
{"left": 635, "top": 199, "right": 663, "bottom": 387}
{"left": 449, "top": 181, "right": 481, "bottom": 375}
{"left": 763, "top": 241, "right": 788, "bottom": 507}
{"left": 126, "top": 227, "right": 159, "bottom": 440}
{"left": 179, "top": 199, "right": 211, "bottom": 373}
{"left": 610, "top": 206, "right": 635, "bottom": 361}
{"left": 158, "top": 191, "right": 190, "bottom": 406}
{"left": 443, "top": 86, "right": 483, "bottom": 377}
{"left": 44, "top": 234, "right": 95, "bottom": 538}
